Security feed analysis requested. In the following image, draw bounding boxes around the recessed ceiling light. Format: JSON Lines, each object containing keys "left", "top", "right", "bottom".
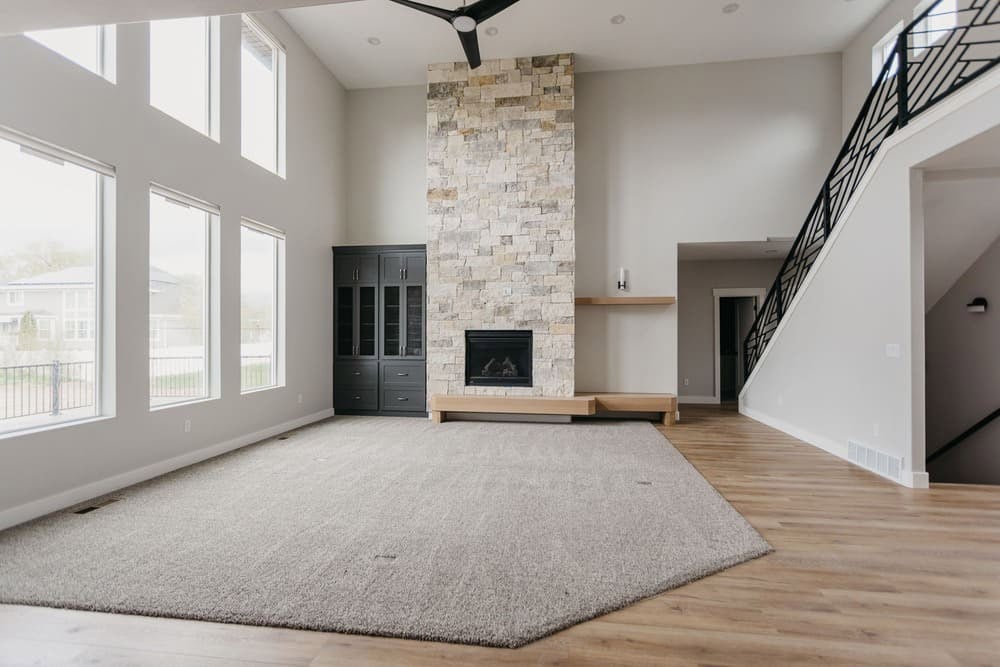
{"left": 610, "top": 14, "right": 626, "bottom": 25}
{"left": 722, "top": 3, "right": 740, "bottom": 14}
{"left": 485, "top": 26, "right": 499, "bottom": 36}
{"left": 367, "top": 36, "right": 381, "bottom": 46}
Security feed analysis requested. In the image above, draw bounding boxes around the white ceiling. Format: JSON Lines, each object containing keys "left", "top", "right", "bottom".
{"left": 0, "top": 0, "right": 356, "bottom": 34}
{"left": 282, "top": 0, "right": 893, "bottom": 90}
{"left": 678, "top": 239, "right": 794, "bottom": 262}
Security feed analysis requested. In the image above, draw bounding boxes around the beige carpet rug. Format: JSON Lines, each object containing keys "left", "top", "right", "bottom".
{"left": 0, "top": 417, "right": 770, "bottom": 648}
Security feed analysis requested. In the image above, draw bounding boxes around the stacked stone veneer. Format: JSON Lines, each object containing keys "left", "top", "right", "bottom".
{"left": 426, "top": 54, "right": 575, "bottom": 398}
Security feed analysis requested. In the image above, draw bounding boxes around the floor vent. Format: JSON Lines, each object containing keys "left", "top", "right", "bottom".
{"left": 847, "top": 440, "right": 902, "bottom": 482}
{"left": 71, "top": 498, "right": 121, "bottom": 514}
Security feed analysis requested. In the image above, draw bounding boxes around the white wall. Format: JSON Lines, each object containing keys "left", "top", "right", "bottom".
{"left": 740, "top": 67, "right": 1000, "bottom": 488}
{"left": 575, "top": 54, "right": 843, "bottom": 394}
{"left": 842, "top": 0, "right": 925, "bottom": 137}
{"left": 677, "top": 259, "right": 783, "bottom": 400}
{"left": 346, "top": 85, "right": 426, "bottom": 245}
{"left": 0, "top": 12, "right": 348, "bottom": 526}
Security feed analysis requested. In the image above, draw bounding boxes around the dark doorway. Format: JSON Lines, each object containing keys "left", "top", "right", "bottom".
{"left": 719, "top": 296, "right": 758, "bottom": 401}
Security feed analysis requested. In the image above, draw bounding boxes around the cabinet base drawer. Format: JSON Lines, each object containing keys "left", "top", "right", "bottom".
{"left": 335, "top": 388, "right": 378, "bottom": 412}
{"left": 382, "top": 389, "right": 426, "bottom": 412}
{"left": 335, "top": 361, "right": 378, "bottom": 387}
{"left": 381, "top": 362, "right": 426, "bottom": 387}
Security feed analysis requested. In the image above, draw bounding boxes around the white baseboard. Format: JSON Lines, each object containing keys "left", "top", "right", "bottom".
{"left": 741, "top": 406, "right": 926, "bottom": 489}
{"left": 678, "top": 395, "right": 720, "bottom": 405}
{"left": 0, "top": 408, "right": 335, "bottom": 532}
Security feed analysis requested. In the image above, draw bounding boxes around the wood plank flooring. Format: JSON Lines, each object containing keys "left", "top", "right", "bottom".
{"left": 2, "top": 406, "right": 999, "bottom": 666}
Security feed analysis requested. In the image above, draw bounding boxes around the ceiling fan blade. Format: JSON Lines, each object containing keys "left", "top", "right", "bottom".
{"left": 465, "top": 0, "right": 521, "bottom": 23}
{"left": 458, "top": 28, "right": 482, "bottom": 69}
{"left": 386, "top": 0, "right": 455, "bottom": 22}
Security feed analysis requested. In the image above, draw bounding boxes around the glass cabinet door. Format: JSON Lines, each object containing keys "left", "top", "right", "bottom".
{"left": 336, "top": 286, "right": 354, "bottom": 357}
{"left": 383, "top": 285, "right": 401, "bottom": 357}
{"left": 358, "top": 285, "right": 377, "bottom": 357}
{"left": 405, "top": 284, "right": 424, "bottom": 357}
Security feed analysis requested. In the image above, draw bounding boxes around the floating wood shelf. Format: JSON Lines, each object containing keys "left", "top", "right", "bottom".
{"left": 575, "top": 296, "right": 677, "bottom": 306}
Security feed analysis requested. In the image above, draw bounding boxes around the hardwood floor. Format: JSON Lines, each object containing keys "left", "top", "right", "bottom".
{"left": 2, "top": 406, "right": 999, "bottom": 666}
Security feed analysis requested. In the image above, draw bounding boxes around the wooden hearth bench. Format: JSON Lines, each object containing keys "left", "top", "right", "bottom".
{"left": 430, "top": 393, "right": 677, "bottom": 425}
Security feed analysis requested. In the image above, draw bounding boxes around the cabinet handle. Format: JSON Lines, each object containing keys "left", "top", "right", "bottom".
{"left": 399, "top": 268, "right": 403, "bottom": 280}
{"left": 396, "top": 397, "right": 409, "bottom": 402}
{"left": 353, "top": 396, "right": 361, "bottom": 400}
{"left": 352, "top": 371, "right": 362, "bottom": 376}
{"left": 404, "top": 267, "right": 408, "bottom": 280}
{"left": 396, "top": 372, "right": 409, "bottom": 377}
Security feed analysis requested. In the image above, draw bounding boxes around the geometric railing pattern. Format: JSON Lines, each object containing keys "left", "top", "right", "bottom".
{"left": 744, "top": 0, "right": 1000, "bottom": 378}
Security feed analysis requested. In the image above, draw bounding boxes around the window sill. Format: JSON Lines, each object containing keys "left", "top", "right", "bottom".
{"left": 0, "top": 413, "right": 114, "bottom": 441}
{"left": 240, "top": 384, "right": 283, "bottom": 396}
{"left": 150, "top": 396, "right": 219, "bottom": 413}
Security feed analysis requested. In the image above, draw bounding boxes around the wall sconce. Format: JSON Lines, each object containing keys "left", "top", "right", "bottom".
{"left": 967, "top": 297, "right": 988, "bottom": 313}
{"left": 617, "top": 267, "right": 628, "bottom": 291}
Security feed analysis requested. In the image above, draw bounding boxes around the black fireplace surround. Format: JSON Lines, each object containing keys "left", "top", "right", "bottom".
{"left": 465, "top": 330, "right": 533, "bottom": 388}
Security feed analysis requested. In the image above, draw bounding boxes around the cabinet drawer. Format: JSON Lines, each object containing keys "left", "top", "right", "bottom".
{"left": 335, "top": 361, "right": 377, "bottom": 387}
{"left": 335, "top": 388, "right": 378, "bottom": 412}
{"left": 381, "top": 362, "right": 426, "bottom": 387}
{"left": 382, "top": 388, "right": 426, "bottom": 412}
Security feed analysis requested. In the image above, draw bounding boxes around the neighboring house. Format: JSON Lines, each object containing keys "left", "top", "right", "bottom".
{"left": 0, "top": 266, "right": 181, "bottom": 349}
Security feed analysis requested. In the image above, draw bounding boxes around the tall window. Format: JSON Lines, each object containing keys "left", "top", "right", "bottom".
{"left": 872, "top": 22, "right": 905, "bottom": 84}
{"left": 241, "top": 16, "right": 285, "bottom": 175}
{"left": 150, "top": 17, "right": 219, "bottom": 138}
{"left": 914, "top": 0, "right": 958, "bottom": 51}
{"left": 149, "top": 186, "right": 218, "bottom": 408}
{"left": 241, "top": 221, "right": 284, "bottom": 392}
{"left": 0, "top": 127, "right": 112, "bottom": 436}
{"left": 26, "top": 25, "right": 116, "bottom": 82}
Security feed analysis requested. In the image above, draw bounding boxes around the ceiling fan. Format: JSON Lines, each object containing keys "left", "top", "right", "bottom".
{"left": 386, "top": 0, "right": 522, "bottom": 70}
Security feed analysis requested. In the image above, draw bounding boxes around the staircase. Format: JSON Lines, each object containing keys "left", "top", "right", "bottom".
{"left": 743, "top": 0, "right": 1000, "bottom": 380}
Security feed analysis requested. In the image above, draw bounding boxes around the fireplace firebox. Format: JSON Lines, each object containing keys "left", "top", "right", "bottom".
{"left": 465, "top": 330, "right": 533, "bottom": 387}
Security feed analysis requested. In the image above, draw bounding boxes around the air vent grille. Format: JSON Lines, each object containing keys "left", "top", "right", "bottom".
{"left": 848, "top": 440, "right": 902, "bottom": 482}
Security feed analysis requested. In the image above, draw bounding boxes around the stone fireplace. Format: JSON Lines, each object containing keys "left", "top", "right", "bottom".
{"left": 426, "top": 54, "right": 576, "bottom": 399}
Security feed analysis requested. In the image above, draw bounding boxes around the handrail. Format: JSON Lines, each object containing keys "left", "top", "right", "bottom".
{"left": 927, "top": 407, "right": 1000, "bottom": 464}
{"left": 744, "top": 0, "right": 1000, "bottom": 379}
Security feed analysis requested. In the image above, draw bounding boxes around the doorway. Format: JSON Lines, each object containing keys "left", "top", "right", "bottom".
{"left": 713, "top": 288, "right": 766, "bottom": 403}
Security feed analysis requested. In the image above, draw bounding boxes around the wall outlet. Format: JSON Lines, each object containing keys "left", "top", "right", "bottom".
{"left": 297, "top": 393, "right": 303, "bottom": 405}
{"left": 885, "top": 343, "right": 901, "bottom": 358}
{"left": 873, "top": 422, "right": 880, "bottom": 437}
{"left": 683, "top": 378, "right": 690, "bottom": 386}
{"left": 183, "top": 419, "right": 191, "bottom": 433}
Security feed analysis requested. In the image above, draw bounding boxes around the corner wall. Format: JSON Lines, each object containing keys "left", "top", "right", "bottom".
{"left": 0, "top": 12, "right": 348, "bottom": 526}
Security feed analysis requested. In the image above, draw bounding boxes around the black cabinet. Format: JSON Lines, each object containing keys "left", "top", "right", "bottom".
{"left": 333, "top": 245, "right": 427, "bottom": 416}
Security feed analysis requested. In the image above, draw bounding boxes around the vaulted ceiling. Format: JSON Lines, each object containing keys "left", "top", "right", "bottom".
{"left": 282, "top": 0, "right": 894, "bottom": 89}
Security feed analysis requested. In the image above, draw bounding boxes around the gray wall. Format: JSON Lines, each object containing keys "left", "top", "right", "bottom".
{"left": 677, "top": 259, "right": 783, "bottom": 400}
{"left": 346, "top": 85, "right": 426, "bottom": 245}
{"left": 574, "top": 54, "right": 843, "bottom": 393}
{"left": 0, "top": 12, "right": 348, "bottom": 523}
{"left": 926, "top": 233, "right": 1000, "bottom": 484}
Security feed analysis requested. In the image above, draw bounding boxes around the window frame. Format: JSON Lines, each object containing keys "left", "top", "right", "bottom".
{"left": 148, "top": 17, "right": 221, "bottom": 141}
{"left": 240, "top": 15, "right": 287, "bottom": 177}
{"left": 148, "top": 183, "right": 221, "bottom": 411}
{"left": 0, "top": 125, "right": 115, "bottom": 439}
{"left": 6, "top": 291, "right": 24, "bottom": 307}
{"left": 872, "top": 21, "right": 905, "bottom": 84}
{"left": 25, "top": 24, "right": 117, "bottom": 83}
{"left": 240, "top": 218, "right": 286, "bottom": 394}
{"left": 913, "top": 0, "right": 958, "bottom": 52}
